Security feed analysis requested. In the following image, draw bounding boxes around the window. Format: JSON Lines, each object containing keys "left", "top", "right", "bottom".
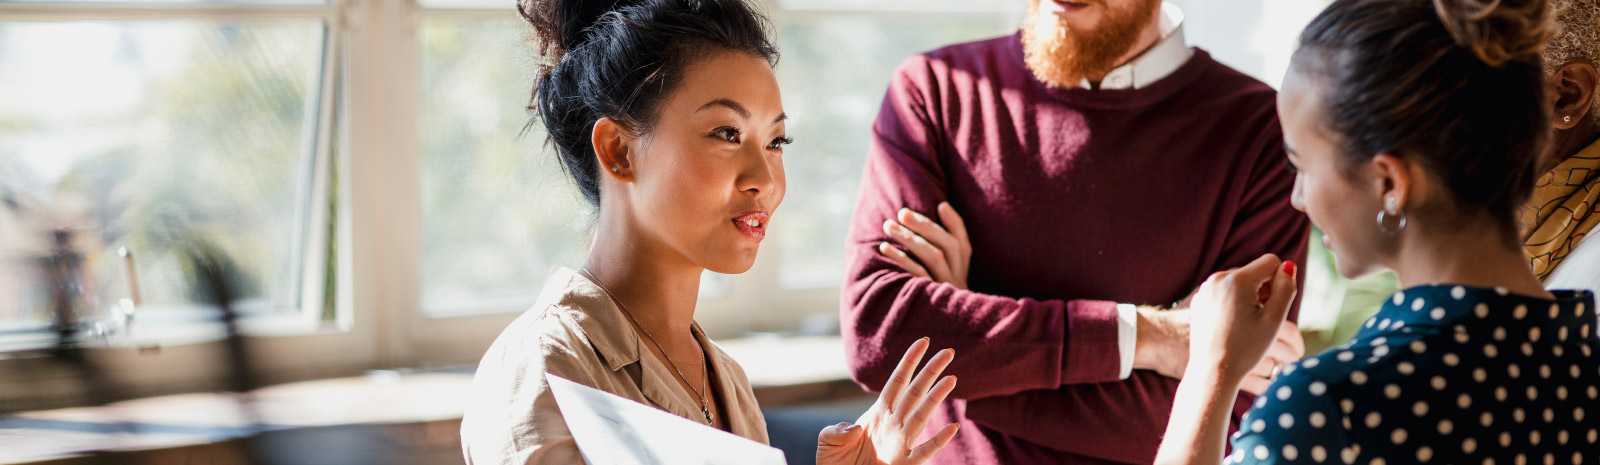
{"left": 0, "top": 18, "right": 331, "bottom": 337}
{"left": 414, "top": 16, "right": 589, "bottom": 316}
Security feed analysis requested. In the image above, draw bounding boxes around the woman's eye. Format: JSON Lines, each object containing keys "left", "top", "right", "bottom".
{"left": 713, "top": 127, "right": 741, "bottom": 143}
{"left": 1285, "top": 160, "right": 1299, "bottom": 174}
{"left": 768, "top": 136, "right": 794, "bottom": 150}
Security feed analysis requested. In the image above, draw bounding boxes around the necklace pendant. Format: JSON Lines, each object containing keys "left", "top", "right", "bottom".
{"left": 702, "top": 408, "right": 712, "bottom": 424}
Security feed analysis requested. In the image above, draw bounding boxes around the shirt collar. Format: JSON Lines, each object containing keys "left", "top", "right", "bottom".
{"left": 1079, "top": 2, "right": 1192, "bottom": 90}
{"left": 549, "top": 267, "right": 643, "bottom": 371}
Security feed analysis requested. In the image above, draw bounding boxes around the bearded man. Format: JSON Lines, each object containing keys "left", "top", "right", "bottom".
{"left": 839, "top": 1, "right": 1311, "bottom": 463}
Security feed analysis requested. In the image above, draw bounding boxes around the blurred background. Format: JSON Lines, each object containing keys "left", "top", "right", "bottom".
{"left": 0, "top": 0, "right": 1394, "bottom": 463}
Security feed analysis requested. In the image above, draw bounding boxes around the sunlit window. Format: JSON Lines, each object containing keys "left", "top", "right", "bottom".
{"left": 0, "top": 20, "right": 327, "bottom": 332}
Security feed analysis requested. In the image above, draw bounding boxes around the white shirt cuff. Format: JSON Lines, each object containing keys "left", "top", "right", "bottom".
{"left": 1116, "top": 303, "right": 1138, "bottom": 380}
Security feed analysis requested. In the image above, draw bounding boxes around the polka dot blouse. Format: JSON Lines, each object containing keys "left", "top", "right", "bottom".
{"left": 1229, "top": 284, "right": 1600, "bottom": 464}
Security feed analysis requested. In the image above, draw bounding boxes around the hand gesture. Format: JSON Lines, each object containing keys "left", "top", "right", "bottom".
{"left": 816, "top": 338, "right": 960, "bottom": 465}
{"left": 1186, "top": 254, "right": 1299, "bottom": 388}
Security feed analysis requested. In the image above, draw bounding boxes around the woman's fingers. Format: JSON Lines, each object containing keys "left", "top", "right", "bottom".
{"left": 815, "top": 422, "right": 863, "bottom": 447}
{"left": 879, "top": 242, "right": 931, "bottom": 279}
{"left": 879, "top": 337, "right": 931, "bottom": 410}
{"left": 1230, "top": 254, "right": 1282, "bottom": 299}
{"left": 1263, "top": 260, "right": 1299, "bottom": 321}
{"left": 883, "top": 218, "right": 955, "bottom": 283}
{"left": 894, "top": 348, "right": 954, "bottom": 416}
{"left": 906, "top": 423, "right": 961, "bottom": 465}
{"left": 1277, "top": 321, "right": 1306, "bottom": 360}
{"left": 904, "top": 375, "right": 957, "bottom": 436}
{"left": 1240, "top": 374, "right": 1274, "bottom": 396}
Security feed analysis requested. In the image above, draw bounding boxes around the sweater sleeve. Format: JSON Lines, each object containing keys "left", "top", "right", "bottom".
{"left": 840, "top": 56, "right": 1128, "bottom": 400}
{"left": 1212, "top": 115, "right": 1311, "bottom": 322}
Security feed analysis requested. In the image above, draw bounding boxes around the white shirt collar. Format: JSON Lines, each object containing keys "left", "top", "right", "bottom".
{"left": 1079, "top": 2, "right": 1192, "bottom": 90}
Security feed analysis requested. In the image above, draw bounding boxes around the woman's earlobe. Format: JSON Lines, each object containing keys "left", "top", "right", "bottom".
{"left": 1552, "top": 61, "right": 1600, "bottom": 130}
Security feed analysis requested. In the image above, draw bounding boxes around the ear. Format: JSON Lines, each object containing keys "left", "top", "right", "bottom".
{"left": 592, "top": 116, "right": 635, "bottom": 182}
{"left": 1549, "top": 60, "right": 1599, "bottom": 130}
{"left": 1368, "top": 153, "right": 1414, "bottom": 214}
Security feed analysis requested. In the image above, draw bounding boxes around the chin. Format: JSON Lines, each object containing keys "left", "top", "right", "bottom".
{"left": 703, "top": 251, "right": 760, "bottom": 275}
{"left": 1332, "top": 256, "right": 1384, "bottom": 281}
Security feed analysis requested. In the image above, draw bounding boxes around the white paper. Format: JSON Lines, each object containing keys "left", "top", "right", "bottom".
{"left": 545, "top": 372, "right": 788, "bottom": 465}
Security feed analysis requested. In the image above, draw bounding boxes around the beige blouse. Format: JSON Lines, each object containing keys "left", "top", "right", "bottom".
{"left": 460, "top": 267, "right": 769, "bottom": 465}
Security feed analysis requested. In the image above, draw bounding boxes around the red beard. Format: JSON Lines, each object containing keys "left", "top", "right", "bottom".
{"left": 1021, "top": 0, "right": 1161, "bottom": 88}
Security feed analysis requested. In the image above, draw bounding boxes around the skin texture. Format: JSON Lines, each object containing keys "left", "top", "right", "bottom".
{"left": 576, "top": 50, "right": 958, "bottom": 465}
{"left": 1150, "top": 64, "right": 1557, "bottom": 465}
{"left": 1543, "top": 60, "right": 1600, "bottom": 171}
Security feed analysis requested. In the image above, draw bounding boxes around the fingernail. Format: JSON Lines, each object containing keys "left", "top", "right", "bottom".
{"left": 845, "top": 423, "right": 861, "bottom": 431}
{"left": 834, "top": 422, "right": 850, "bottom": 429}
{"left": 1282, "top": 260, "right": 1297, "bottom": 276}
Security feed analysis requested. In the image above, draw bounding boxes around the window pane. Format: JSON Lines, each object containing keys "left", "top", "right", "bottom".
{"left": 417, "top": 18, "right": 589, "bottom": 316}
{"left": 773, "top": 15, "right": 1017, "bottom": 289}
{"left": 414, "top": 0, "right": 501, "bottom": 9}
{"left": 0, "top": 20, "right": 326, "bottom": 331}
{"left": 0, "top": 0, "right": 326, "bottom": 5}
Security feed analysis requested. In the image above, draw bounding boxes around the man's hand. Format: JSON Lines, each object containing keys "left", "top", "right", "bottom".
{"left": 878, "top": 202, "right": 970, "bottom": 290}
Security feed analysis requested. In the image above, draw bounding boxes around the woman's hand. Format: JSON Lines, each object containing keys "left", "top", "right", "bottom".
{"left": 878, "top": 203, "right": 971, "bottom": 290}
{"left": 1186, "top": 254, "right": 1299, "bottom": 389}
{"left": 816, "top": 337, "right": 960, "bottom": 465}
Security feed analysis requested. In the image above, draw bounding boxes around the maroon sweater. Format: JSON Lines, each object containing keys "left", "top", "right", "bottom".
{"left": 841, "top": 34, "right": 1310, "bottom": 464}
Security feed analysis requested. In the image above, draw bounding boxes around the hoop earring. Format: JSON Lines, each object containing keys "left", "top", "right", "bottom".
{"left": 1377, "top": 209, "right": 1408, "bottom": 235}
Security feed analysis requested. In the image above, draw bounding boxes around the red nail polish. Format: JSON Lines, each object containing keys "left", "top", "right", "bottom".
{"left": 1282, "top": 260, "right": 1297, "bottom": 276}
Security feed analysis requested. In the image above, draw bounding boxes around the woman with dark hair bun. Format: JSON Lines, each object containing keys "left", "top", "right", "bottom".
{"left": 1150, "top": 0, "right": 1600, "bottom": 463}
{"left": 460, "top": 0, "right": 958, "bottom": 464}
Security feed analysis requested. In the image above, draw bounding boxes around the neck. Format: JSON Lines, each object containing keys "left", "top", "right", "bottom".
{"left": 1389, "top": 218, "right": 1551, "bottom": 299}
{"left": 582, "top": 204, "right": 704, "bottom": 340}
{"left": 1083, "top": 11, "right": 1165, "bottom": 84}
{"left": 1546, "top": 126, "right": 1600, "bottom": 172}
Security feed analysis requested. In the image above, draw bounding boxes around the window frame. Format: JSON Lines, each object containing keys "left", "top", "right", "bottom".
{"left": 0, "top": 0, "right": 1029, "bottom": 408}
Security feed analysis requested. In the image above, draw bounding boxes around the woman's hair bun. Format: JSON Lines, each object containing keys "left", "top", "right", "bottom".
{"left": 519, "top": 0, "right": 640, "bottom": 70}
{"left": 1432, "top": 0, "right": 1554, "bottom": 67}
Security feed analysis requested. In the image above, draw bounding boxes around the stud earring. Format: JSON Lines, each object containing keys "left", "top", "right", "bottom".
{"left": 611, "top": 166, "right": 619, "bottom": 173}
{"left": 1564, "top": 115, "right": 1574, "bottom": 124}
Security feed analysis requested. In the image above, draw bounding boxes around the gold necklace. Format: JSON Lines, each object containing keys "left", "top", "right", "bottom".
{"left": 578, "top": 267, "right": 713, "bottom": 425}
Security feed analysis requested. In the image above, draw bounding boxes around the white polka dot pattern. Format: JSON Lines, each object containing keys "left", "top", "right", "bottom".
{"left": 1229, "top": 285, "right": 1599, "bottom": 464}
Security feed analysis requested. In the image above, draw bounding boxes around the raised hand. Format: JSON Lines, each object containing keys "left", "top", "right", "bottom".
{"left": 1187, "top": 254, "right": 1299, "bottom": 388}
{"left": 816, "top": 337, "right": 960, "bottom": 465}
{"left": 877, "top": 202, "right": 971, "bottom": 290}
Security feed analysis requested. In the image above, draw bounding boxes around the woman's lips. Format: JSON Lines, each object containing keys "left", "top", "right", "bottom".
{"left": 733, "top": 212, "right": 769, "bottom": 242}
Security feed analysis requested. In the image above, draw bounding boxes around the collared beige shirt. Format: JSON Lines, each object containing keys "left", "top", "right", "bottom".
{"left": 460, "top": 268, "right": 769, "bottom": 464}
